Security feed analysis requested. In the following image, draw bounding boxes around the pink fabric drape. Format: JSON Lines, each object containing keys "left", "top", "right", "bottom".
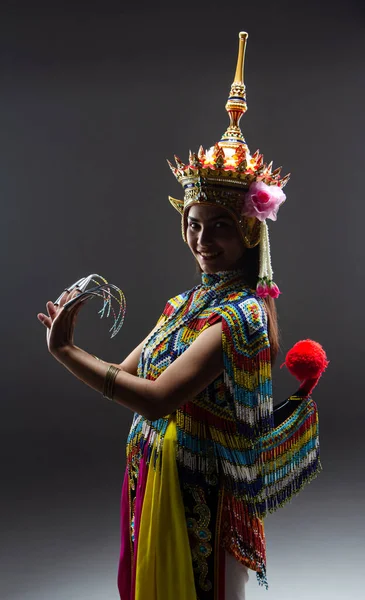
{"left": 118, "top": 468, "right": 132, "bottom": 600}
{"left": 118, "top": 434, "right": 150, "bottom": 600}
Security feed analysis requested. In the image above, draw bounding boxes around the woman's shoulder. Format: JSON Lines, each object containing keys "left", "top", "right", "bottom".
{"left": 212, "top": 288, "right": 268, "bottom": 333}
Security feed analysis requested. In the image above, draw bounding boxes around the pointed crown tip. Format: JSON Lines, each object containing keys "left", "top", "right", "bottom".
{"left": 221, "top": 30, "right": 249, "bottom": 145}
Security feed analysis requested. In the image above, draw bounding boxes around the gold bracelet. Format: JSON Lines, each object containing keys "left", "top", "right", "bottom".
{"left": 92, "top": 354, "right": 103, "bottom": 362}
{"left": 103, "top": 365, "right": 121, "bottom": 401}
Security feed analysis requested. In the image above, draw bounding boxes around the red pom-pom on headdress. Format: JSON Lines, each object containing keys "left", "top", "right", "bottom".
{"left": 280, "top": 339, "right": 329, "bottom": 396}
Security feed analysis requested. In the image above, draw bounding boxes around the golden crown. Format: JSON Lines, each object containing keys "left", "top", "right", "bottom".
{"left": 168, "top": 32, "right": 289, "bottom": 217}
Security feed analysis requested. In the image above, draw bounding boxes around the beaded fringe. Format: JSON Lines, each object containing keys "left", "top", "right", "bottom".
{"left": 257, "top": 397, "right": 322, "bottom": 516}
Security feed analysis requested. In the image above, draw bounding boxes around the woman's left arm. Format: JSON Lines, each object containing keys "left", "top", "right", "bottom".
{"left": 53, "top": 324, "right": 223, "bottom": 421}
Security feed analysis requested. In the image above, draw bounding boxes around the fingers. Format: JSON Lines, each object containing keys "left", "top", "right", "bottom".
{"left": 63, "top": 289, "right": 88, "bottom": 311}
{"left": 47, "top": 301, "right": 58, "bottom": 317}
{"left": 37, "top": 312, "right": 52, "bottom": 327}
{"left": 59, "top": 289, "right": 72, "bottom": 307}
{"left": 38, "top": 300, "right": 59, "bottom": 327}
{"left": 56, "top": 287, "right": 81, "bottom": 308}
{"left": 37, "top": 288, "right": 82, "bottom": 328}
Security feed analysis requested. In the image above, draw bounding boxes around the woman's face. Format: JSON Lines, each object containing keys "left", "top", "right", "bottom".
{"left": 186, "top": 204, "right": 245, "bottom": 273}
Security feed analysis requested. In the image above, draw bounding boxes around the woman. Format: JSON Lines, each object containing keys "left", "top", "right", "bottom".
{"left": 37, "top": 32, "right": 323, "bottom": 600}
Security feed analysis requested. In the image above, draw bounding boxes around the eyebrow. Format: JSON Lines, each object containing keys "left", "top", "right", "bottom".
{"left": 187, "top": 214, "right": 233, "bottom": 223}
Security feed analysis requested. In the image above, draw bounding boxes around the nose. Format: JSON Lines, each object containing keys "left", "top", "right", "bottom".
{"left": 198, "top": 226, "right": 213, "bottom": 247}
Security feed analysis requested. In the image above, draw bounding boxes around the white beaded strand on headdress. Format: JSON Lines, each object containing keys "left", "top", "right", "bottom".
{"left": 257, "top": 221, "right": 281, "bottom": 298}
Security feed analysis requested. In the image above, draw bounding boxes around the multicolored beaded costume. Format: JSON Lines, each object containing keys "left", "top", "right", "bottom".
{"left": 118, "top": 271, "right": 321, "bottom": 599}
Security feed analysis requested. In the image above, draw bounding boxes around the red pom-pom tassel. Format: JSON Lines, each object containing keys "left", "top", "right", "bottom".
{"left": 280, "top": 339, "right": 329, "bottom": 396}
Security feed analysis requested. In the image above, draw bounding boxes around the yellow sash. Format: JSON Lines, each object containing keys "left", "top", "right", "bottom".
{"left": 135, "top": 416, "right": 196, "bottom": 599}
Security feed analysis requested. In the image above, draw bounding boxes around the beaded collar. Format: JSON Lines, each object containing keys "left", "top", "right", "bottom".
{"left": 200, "top": 269, "right": 252, "bottom": 294}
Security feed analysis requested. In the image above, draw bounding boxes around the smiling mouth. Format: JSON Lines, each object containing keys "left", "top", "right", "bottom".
{"left": 198, "top": 251, "right": 221, "bottom": 259}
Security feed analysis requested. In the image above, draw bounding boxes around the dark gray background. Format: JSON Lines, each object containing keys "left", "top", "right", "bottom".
{"left": 1, "top": 1, "right": 364, "bottom": 598}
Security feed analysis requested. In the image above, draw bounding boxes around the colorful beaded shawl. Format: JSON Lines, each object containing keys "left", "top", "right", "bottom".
{"left": 123, "top": 269, "right": 321, "bottom": 593}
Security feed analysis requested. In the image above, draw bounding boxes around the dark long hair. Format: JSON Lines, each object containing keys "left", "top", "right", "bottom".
{"left": 195, "top": 243, "right": 280, "bottom": 366}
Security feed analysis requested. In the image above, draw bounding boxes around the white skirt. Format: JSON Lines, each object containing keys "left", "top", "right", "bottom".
{"left": 225, "top": 551, "right": 249, "bottom": 600}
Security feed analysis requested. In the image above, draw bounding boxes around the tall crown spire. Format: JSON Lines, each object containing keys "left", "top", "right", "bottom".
{"left": 220, "top": 31, "right": 248, "bottom": 149}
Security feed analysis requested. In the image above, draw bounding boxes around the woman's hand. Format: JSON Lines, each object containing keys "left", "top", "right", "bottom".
{"left": 37, "top": 288, "right": 85, "bottom": 359}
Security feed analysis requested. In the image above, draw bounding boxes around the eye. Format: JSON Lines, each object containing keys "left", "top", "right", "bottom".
{"left": 188, "top": 222, "right": 199, "bottom": 230}
{"left": 215, "top": 221, "right": 229, "bottom": 228}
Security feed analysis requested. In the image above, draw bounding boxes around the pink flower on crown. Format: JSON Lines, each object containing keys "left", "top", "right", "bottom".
{"left": 242, "top": 181, "right": 286, "bottom": 222}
